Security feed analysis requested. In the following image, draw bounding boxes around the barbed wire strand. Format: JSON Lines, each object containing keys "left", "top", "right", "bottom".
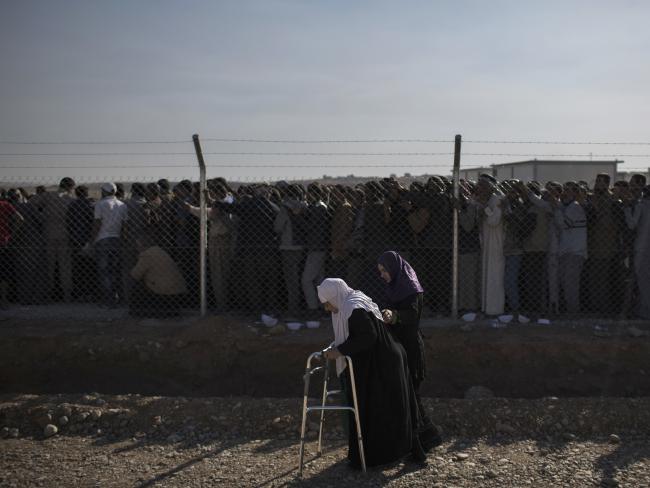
{"left": 0, "top": 140, "right": 191, "bottom": 145}
{"left": 0, "top": 163, "right": 455, "bottom": 169}
{"left": 2, "top": 137, "right": 650, "bottom": 145}
{"left": 0, "top": 152, "right": 648, "bottom": 157}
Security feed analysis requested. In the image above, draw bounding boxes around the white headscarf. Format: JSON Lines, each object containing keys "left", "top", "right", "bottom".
{"left": 317, "top": 278, "right": 383, "bottom": 375}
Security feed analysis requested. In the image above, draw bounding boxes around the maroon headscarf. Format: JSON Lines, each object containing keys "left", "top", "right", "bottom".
{"left": 377, "top": 251, "right": 424, "bottom": 303}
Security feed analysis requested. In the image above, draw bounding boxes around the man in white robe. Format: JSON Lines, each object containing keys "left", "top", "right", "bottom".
{"left": 475, "top": 175, "right": 505, "bottom": 316}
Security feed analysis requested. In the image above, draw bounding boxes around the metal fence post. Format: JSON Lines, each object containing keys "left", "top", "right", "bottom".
{"left": 192, "top": 134, "right": 208, "bottom": 317}
{"left": 451, "top": 134, "right": 462, "bottom": 320}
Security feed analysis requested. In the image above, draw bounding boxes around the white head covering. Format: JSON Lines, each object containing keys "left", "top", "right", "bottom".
{"left": 317, "top": 278, "right": 383, "bottom": 375}
{"left": 101, "top": 182, "right": 117, "bottom": 194}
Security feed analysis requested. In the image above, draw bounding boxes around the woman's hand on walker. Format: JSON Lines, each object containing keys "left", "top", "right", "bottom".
{"left": 381, "top": 309, "right": 394, "bottom": 324}
{"left": 322, "top": 347, "right": 342, "bottom": 360}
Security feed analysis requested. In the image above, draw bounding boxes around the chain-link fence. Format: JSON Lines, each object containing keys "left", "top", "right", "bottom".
{"left": 1, "top": 170, "right": 649, "bottom": 321}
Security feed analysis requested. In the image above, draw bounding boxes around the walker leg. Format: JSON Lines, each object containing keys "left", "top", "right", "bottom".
{"left": 347, "top": 360, "right": 366, "bottom": 473}
{"left": 298, "top": 366, "right": 311, "bottom": 477}
{"left": 317, "top": 361, "right": 329, "bottom": 455}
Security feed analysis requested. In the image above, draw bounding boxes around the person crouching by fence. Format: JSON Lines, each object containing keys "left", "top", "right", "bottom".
{"left": 129, "top": 233, "right": 187, "bottom": 318}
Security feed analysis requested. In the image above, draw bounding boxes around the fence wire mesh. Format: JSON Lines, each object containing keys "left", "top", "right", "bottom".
{"left": 0, "top": 171, "right": 648, "bottom": 321}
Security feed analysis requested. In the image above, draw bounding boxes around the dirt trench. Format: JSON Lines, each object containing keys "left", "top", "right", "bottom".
{"left": 1, "top": 315, "right": 649, "bottom": 398}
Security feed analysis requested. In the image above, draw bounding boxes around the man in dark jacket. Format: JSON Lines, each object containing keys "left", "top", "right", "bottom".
{"left": 302, "top": 183, "right": 330, "bottom": 317}
{"left": 217, "top": 185, "right": 279, "bottom": 311}
{"left": 66, "top": 185, "right": 96, "bottom": 301}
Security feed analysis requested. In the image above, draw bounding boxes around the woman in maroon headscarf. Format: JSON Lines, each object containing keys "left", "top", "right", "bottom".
{"left": 377, "top": 250, "right": 441, "bottom": 448}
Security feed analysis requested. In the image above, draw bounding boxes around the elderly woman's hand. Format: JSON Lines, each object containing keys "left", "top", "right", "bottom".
{"left": 382, "top": 309, "right": 396, "bottom": 324}
{"left": 322, "top": 347, "right": 342, "bottom": 360}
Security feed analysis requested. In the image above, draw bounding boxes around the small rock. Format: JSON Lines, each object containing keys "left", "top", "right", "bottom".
{"left": 44, "top": 424, "right": 58, "bottom": 438}
{"left": 609, "top": 434, "right": 621, "bottom": 444}
{"left": 593, "top": 329, "right": 611, "bottom": 338}
{"left": 486, "top": 470, "right": 498, "bottom": 479}
{"left": 34, "top": 413, "right": 53, "bottom": 429}
{"left": 59, "top": 416, "right": 69, "bottom": 426}
{"left": 464, "top": 386, "right": 495, "bottom": 400}
{"left": 497, "top": 458, "right": 509, "bottom": 465}
{"left": 95, "top": 398, "right": 106, "bottom": 406}
{"left": 167, "top": 433, "right": 183, "bottom": 443}
{"left": 57, "top": 405, "right": 72, "bottom": 417}
{"left": 627, "top": 326, "right": 647, "bottom": 338}
{"left": 90, "top": 410, "right": 102, "bottom": 420}
{"left": 269, "top": 324, "right": 287, "bottom": 336}
{"left": 1, "top": 427, "right": 9, "bottom": 438}
{"left": 455, "top": 453, "right": 470, "bottom": 461}
{"left": 75, "top": 411, "right": 90, "bottom": 422}
{"left": 152, "top": 416, "right": 163, "bottom": 426}
{"left": 495, "top": 422, "right": 516, "bottom": 435}
{"left": 9, "top": 428, "right": 19, "bottom": 438}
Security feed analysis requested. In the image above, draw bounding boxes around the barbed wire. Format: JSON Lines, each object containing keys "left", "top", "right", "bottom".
{"left": 0, "top": 152, "right": 455, "bottom": 156}
{"left": 0, "top": 164, "right": 195, "bottom": 169}
{"left": 0, "top": 152, "right": 648, "bottom": 158}
{"left": 0, "top": 162, "right": 455, "bottom": 169}
{"left": 463, "top": 153, "right": 638, "bottom": 158}
{"left": 464, "top": 140, "right": 650, "bottom": 146}
{"left": 2, "top": 137, "right": 650, "bottom": 145}
{"left": 0, "top": 139, "right": 191, "bottom": 145}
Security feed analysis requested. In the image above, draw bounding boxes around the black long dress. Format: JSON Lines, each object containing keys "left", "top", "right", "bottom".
{"left": 336, "top": 308, "right": 424, "bottom": 468}
{"left": 385, "top": 292, "right": 441, "bottom": 449}
{"left": 386, "top": 292, "right": 426, "bottom": 385}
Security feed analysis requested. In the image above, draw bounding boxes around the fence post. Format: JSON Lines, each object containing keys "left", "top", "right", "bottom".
{"left": 451, "top": 134, "right": 462, "bottom": 320}
{"left": 192, "top": 134, "right": 208, "bottom": 317}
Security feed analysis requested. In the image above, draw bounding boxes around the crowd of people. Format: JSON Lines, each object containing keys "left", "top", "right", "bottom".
{"left": 0, "top": 171, "right": 648, "bottom": 320}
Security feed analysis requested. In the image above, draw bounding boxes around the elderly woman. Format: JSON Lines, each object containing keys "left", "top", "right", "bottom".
{"left": 319, "top": 278, "right": 426, "bottom": 468}
{"left": 377, "top": 251, "right": 441, "bottom": 450}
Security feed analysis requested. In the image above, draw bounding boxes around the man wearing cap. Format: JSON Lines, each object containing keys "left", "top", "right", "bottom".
{"left": 92, "top": 182, "right": 128, "bottom": 307}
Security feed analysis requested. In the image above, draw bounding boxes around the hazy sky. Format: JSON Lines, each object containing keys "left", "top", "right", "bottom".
{"left": 1, "top": 0, "right": 650, "bottom": 184}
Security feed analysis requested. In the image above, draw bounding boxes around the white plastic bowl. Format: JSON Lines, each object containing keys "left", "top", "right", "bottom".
{"left": 261, "top": 314, "right": 278, "bottom": 327}
{"left": 306, "top": 321, "right": 320, "bottom": 329}
{"left": 286, "top": 322, "right": 303, "bottom": 331}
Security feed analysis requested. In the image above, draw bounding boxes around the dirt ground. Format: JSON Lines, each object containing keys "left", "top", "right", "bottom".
{"left": 1, "top": 311, "right": 650, "bottom": 486}
{"left": 2, "top": 394, "right": 650, "bottom": 487}
{"left": 1, "top": 309, "right": 649, "bottom": 398}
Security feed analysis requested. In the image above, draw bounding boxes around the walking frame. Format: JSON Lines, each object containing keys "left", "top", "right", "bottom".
{"left": 298, "top": 350, "right": 367, "bottom": 476}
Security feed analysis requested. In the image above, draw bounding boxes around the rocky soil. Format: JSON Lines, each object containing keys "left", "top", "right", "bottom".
{"left": 2, "top": 394, "right": 650, "bottom": 487}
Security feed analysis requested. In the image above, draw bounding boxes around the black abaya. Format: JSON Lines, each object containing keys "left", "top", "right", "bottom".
{"left": 336, "top": 308, "right": 423, "bottom": 467}
{"left": 385, "top": 292, "right": 441, "bottom": 450}
{"left": 385, "top": 292, "right": 426, "bottom": 384}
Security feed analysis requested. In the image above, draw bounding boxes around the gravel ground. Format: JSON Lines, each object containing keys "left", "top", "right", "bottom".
{"left": 2, "top": 394, "right": 650, "bottom": 487}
